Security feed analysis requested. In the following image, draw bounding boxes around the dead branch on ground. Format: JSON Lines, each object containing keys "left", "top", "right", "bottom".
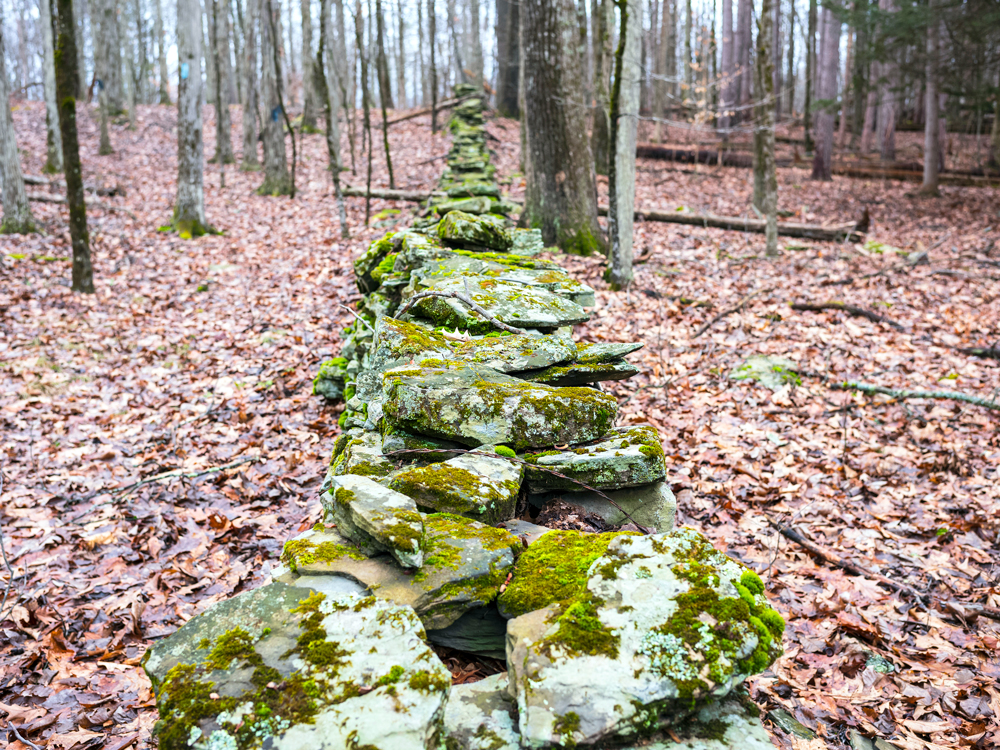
{"left": 790, "top": 301, "right": 905, "bottom": 330}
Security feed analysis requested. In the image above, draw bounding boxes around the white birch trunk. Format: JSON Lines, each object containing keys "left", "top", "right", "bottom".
{"left": 39, "top": 0, "right": 64, "bottom": 172}
{"left": 175, "top": 0, "right": 209, "bottom": 236}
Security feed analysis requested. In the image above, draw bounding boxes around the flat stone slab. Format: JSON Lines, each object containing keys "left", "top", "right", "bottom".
{"left": 143, "top": 582, "right": 450, "bottom": 750}
{"left": 323, "top": 474, "right": 424, "bottom": 568}
{"left": 382, "top": 362, "right": 619, "bottom": 450}
{"left": 636, "top": 697, "right": 777, "bottom": 750}
{"left": 511, "top": 228, "right": 544, "bottom": 256}
{"left": 504, "top": 528, "right": 785, "bottom": 746}
{"left": 518, "top": 360, "right": 639, "bottom": 387}
{"left": 443, "top": 673, "right": 520, "bottom": 750}
{"left": 535, "top": 479, "right": 677, "bottom": 533}
{"left": 434, "top": 196, "right": 494, "bottom": 215}
{"left": 328, "top": 429, "right": 393, "bottom": 480}
{"left": 575, "top": 341, "right": 645, "bottom": 363}
{"left": 278, "top": 515, "right": 519, "bottom": 630}
{"left": 438, "top": 210, "right": 512, "bottom": 251}
{"left": 524, "top": 425, "right": 667, "bottom": 492}
{"left": 410, "top": 275, "right": 590, "bottom": 333}
{"left": 498, "top": 518, "right": 552, "bottom": 546}
{"left": 447, "top": 181, "right": 501, "bottom": 199}
{"left": 389, "top": 448, "right": 523, "bottom": 525}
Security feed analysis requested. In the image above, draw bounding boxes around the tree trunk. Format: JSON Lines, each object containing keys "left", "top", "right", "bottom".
{"left": 521, "top": 0, "right": 605, "bottom": 256}
{"left": 357, "top": 0, "right": 374, "bottom": 222}
{"left": 333, "top": 0, "right": 354, "bottom": 171}
{"left": 396, "top": 0, "right": 406, "bottom": 107}
{"left": 991, "top": 71, "right": 1000, "bottom": 169}
{"left": 175, "top": 0, "right": 210, "bottom": 235}
{"left": 860, "top": 63, "right": 876, "bottom": 152}
{"left": 496, "top": 0, "right": 519, "bottom": 117}
{"left": 447, "top": 0, "right": 466, "bottom": 82}
{"left": 220, "top": 0, "right": 238, "bottom": 103}
{"left": 736, "top": 0, "right": 752, "bottom": 115}
{"left": 850, "top": 0, "right": 867, "bottom": 146}
{"left": 919, "top": 1, "right": 939, "bottom": 196}
{"left": 772, "top": 0, "right": 781, "bottom": 118}
{"left": 811, "top": 7, "right": 839, "bottom": 180}
{"left": 683, "top": 0, "right": 692, "bottom": 98}
{"left": 428, "top": 0, "right": 438, "bottom": 131}
{"left": 94, "top": 0, "right": 124, "bottom": 112}
{"left": 418, "top": 0, "right": 427, "bottom": 105}
{"left": 301, "top": 0, "right": 318, "bottom": 129}
{"left": 786, "top": 0, "right": 795, "bottom": 114}
{"left": 876, "top": 0, "right": 895, "bottom": 161}
{"left": 318, "top": 0, "right": 349, "bottom": 237}
{"left": 606, "top": 0, "right": 641, "bottom": 289}
{"left": 259, "top": 0, "right": 293, "bottom": 194}
{"left": 232, "top": 0, "right": 245, "bottom": 103}
{"left": 76, "top": 0, "right": 88, "bottom": 98}
{"left": 241, "top": 0, "right": 261, "bottom": 169}
{"left": 753, "top": 0, "right": 778, "bottom": 256}
{"left": 804, "top": 0, "right": 816, "bottom": 148}
{"left": 210, "top": 0, "right": 235, "bottom": 163}
{"left": 0, "top": 20, "right": 36, "bottom": 233}
{"left": 720, "top": 0, "right": 734, "bottom": 133}
{"left": 39, "top": 0, "right": 64, "bottom": 172}
{"left": 53, "top": 0, "right": 92, "bottom": 288}
{"left": 375, "top": 0, "right": 395, "bottom": 187}
{"left": 591, "top": 0, "right": 611, "bottom": 175}
{"left": 837, "top": 27, "right": 852, "bottom": 148}
{"left": 154, "top": 0, "right": 170, "bottom": 103}
{"left": 125, "top": 14, "right": 138, "bottom": 129}
{"left": 468, "top": 0, "right": 483, "bottom": 84}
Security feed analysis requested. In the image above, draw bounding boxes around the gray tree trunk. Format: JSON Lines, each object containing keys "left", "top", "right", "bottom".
{"left": 259, "top": 0, "right": 292, "bottom": 194}
{"left": 860, "top": 64, "right": 876, "bottom": 152}
{"left": 811, "top": 6, "right": 838, "bottom": 180}
{"left": 39, "top": 0, "right": 64, "bottom": 172}
{"left": 396, "top": 0, "right": 405, "bottom": 106}
{"left": 76, "top": 0, "right": 88, "bottom": 97}
{"left": 521, "top": 0, "right": 605, "bottom": 255}
{"left": 220, "top": 0, "right": 238, "bottom": 103}
{"left": 720, "top": 0, "right": 734, "bottom": 133}
{"left": 175, "top": 0, "right": 209, "bottom": 235}
{"left": 447, "top": 0, "right": 466, "bottom": 82}
{"left": 683, "top": 0, "right": 692, "bottom": 97}
{"left": 772, "top": 0, "right": 781, "bottom": 118}
{"left": 94, "top": 0, "right": 124, "bottom": 112}
{"left": 652, "top": 0, "right": 669, "bottom": 142}
{"left": 496, "top": 0, "right": 519, "bottom": 117}
{"left": 919, "top": 3, "right": 939, "bottom": 195}
{"left": 155, "top": 0, "right": 171, "bottom": 102}
{"left": 203, "top": 0, "right": 217, "bottom": 105}
{"left": 876, "top": 0, "right": 895, "bottom": 160}
{"left": 468, "top": 0, "right": 483, "bottom": 84}
{"left": 319, "top": 0, "right": 348, "bottom": 236}
{"left": 209, "top": 0, "right": 235, "bottom": 162}
{"left": 736, "top": 0, "right": 752, "bottom": 113}
{"left": 804, "top": 0, "right": 816, "bottom": 146}
{"left": 590, "top": 0, "right": 611, "bottom": 175}
{"left": 301, "top": 0, "right": 318, "bottom": 129}
{"left": 606, "top": 0, "right": 640, "bottom": 290}
{"left": 753, "top": 0, "right": 777, "bottom": 256}
{"left": 837, "top": 27, "right": 852, "bottom": 148}
{"left": 0, "top": 20, "right": 35, "bottom": 233}
{"left": 241, "top": 0, "right": 261, "bottom": 169}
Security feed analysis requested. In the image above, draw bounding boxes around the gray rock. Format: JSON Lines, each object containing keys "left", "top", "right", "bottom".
{"left": 434, "top": 196, "right": 494, "bottom": 215}
{"left": 619, "top": 697, "right": 776, "bottom": 750}
{"left": 438, "top": 210, "right": 512, "bottom": 251}
{"left": 505, "top": 528, "right": 785, "bottom": 747}
{"left": 497, "top": 518, "right": 552, "bottom": 546}
{"left": 730, "top": 355, "right": 800, "bottom": 391}
{"left": 426, "top": 605, "right": 509, "bottom": 660}
{"left": 443, "top": 673, "right": 521, "bottom": 750}
{"left": 328, "top": 429, "right": 394, "bottom": 480}
{"left": 447, "top": 181, "right": 501, "bottom": 199}
{"left": 143, "top": 582, "right": 450, "bottom": 750}
{"left": 524, "top": 425, "right": 667, "bottom": 492}
{"left": 410, "top": 275, "right": 590, "bottom": 333}
{"left": 510, "top": 228, "right": 544, "bottom": 256}
{"left": 389, "top": 447, "right": 523, "bottom": 525}
{"left": 381, "top": 428, "right": 467, "bottom": 461}
{"left": 381, "top": 362, "right": 619, "bottom": 450}
{"left": 277, "top": 515, "right": 518, "bottom": 630}
{"left": 323, "top": 474, "right": 424, "bottom": 568}
{"left": 542, "top": 480, "right": 677, "bottom": 533}
{"left": 517, "top": 360, "right": 639, "bottom": 387}
{"left": 575, "top": 341, "right": 645, "bottom": 363}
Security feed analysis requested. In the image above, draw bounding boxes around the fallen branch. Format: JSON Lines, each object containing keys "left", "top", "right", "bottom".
{"left": 24, "top": 174, "right": 124, "bottom": 196}
{"left": 790, "top": 301, "right": 905, "bottom": 330}
{"left": 796, "top": 369, "right": 1000, "bottom": 412}
{"left": 378, "top": 94, "right": 476, "bottom": 126}
{"left": 693, "top": 286, "right": 774, "bottom": 338}
{"left": 395, "top": 289, "right": 528, "bottom": 335}
{"left": 27, "top": 192, "right": 137, "bottom": 219}
{"left": 958, "top": 345, "right": 1000, "bottom": 361}
{"left": 772, "top": 521, "right": 1000, "bottom": 624}
{"left": 342, "top": 185, "right": 444, "bottom": 202}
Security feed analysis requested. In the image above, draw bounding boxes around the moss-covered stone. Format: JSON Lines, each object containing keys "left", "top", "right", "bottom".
{"left": 437, "top": 211, "right": 512, "bottom": 252}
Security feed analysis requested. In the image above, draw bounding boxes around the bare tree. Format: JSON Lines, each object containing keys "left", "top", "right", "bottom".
{"left": 155, "top": 0, "right": 170, "bottom": 102}
{"left": 0, "top": 17, "right": 36, "bottom": 234}
{"left": 720, "top": 0, "right": 734, "bottom": 134}
{"left": 175, "top": 0, "right": 211, "bottom": 235}
{"left": 496, "top": 0, "right": 519, "bottom": 117}
{"left": 804, "top": 0, "right": 816, "bottom": 147}
{"left": 93, "top": 0, "right": 124, "bottom": 112}
{"left": 259, "top": 0, "right": 294, "bottom": 194}
{"left": 428, "top": 0, "right": 438, "bottom": 131}
{"left": 772, "top": 0, "right": 782, "bottom": 117}
{"left": 396, "top": 0, "right": 405, "bottom": 106}
{"left": 919, "top": 0, "right": 940, "bottom": 196}
{"left": 301, "top": 0, "right": 318, "bottom": 130}
{"left": 606, "top": 0, "right": 641, "bottom": 290}
{"left": 591, "top": 0, "right": 611, "bottom": 175}
{"left": 318, "top": 0, "right": 349, "bottom": 237}
{"left": 753, "top": 0, "right": 778, "bottom": 256}
{"left": 209, "top": 0, "right": 235, "bottom": 163}
{"left": 375, "top": 0, "right": 395, "bottom": 187}
{"left": 521, "top": 0, "right": 605, "bottom": 255}
{"left": 39, "top": 0, "right": 64, "bottom": 172}
{"left": 811, "top": 6, "right": 839, "bottom": 181}
{"left": 736, "top": 0, "right": 752, "bottom": 113}
{"left": 876, "top": 0, "right": 895, "bottom": 160}
{"left": 468, "top": 0, "right": 483, "bottom": 84}
{"left": 241, "top": 0, "right": 261, "bottom": 169}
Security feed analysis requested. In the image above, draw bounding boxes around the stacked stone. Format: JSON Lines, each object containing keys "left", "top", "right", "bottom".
{"left": 142, "top": 89, "right": 784, "bottom": 750}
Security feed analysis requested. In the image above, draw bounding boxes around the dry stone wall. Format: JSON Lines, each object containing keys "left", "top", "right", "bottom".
{"left": 142, "top": 86, "right": 785, "bottom": 750}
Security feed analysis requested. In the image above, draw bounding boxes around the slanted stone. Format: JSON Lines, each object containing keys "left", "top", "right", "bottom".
{"left": 575, "top": 340, "right": 645, "bottom": 363}
{"left": 323, "top": 474, "right": 424, "bottom": 568}
{"left": 434, "top": 196, "right": 494, "bottom": 215}
{"left": 437, "top": 210, "right": 512, "bottom": 251}
{"left": 443, "top": 673, "right": 520, "bottom": 750}
{"left": 328, "top": 429, "right": 393, "bottom": 480}
{"left": 381, "top": 427, "right": 466, "bottom": 461}
{"left": 389, "top": 447, "right": 523, "bottom": 524}
{"left": 277, "top": 514, "right": 519, "bottom": 630}
{"left": 504, "top": 528, "right": 785, "bottom": 746}
{"left": 524, "top": 425, "right": 667, "bottom": 492}
{"left": 628, "top": 696, "right": 776, "bottom": 750}
{"left": 143, "top": 582, "right": 450, "bottom": 750}
{"left": 498, "top": 518, "right": 552, "bottom": 546}
{"left": 518, "top": 360, "right": 639, "bottom": 387}
{"left": 313, "top": 357, "right": 348, "bottom": 400}
{"left": 410, "top": 275, "right": 590, "bottom": 333}
{"left": 382, "top": 362, "right": 619, "bottom": 450}
{"left": 353, "top": 233, "right": 396, "bottom": 294}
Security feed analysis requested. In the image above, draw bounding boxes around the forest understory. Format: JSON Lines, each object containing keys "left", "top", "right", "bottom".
{"left": 1, "top": 101, "right": 999, "bottom": 750}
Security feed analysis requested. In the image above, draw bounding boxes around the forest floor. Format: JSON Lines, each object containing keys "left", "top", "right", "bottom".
{"left": 0, "top": 100, "right": 998, "bottom": 750}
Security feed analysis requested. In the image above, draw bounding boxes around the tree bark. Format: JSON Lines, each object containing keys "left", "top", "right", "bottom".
{"left": 93, "top": 0, "right": 123, "bottom": 112}
{"left": 804, "top": 0, "right": 816, "bottom": 148}
{"left": 357, "top": 0, "right": 374, "bottom": 222}
{"left": 39, "top": 0, "right": 64, "bottom": 173}
{"left": 496, "top": 0, "right": 519, "bottom": 117}
{"left": 75, "top": 0, "right": 88, "bottom": 98}
{"left": 837, "top": 27, "right": 852, "bottom": 148}
{"left": 241, "top": 0, "right": 261, "bottom": 169}
{"left": 220, "top": 0, "right": 238, "bottom": 103}
{"left": 606, "top": 0, "right": 641, "bottom": 289}
{"left": 318, "top": 0, "right": 349, "bottom": 237}
{"left": 811, "top": 7, "right": 838, "bottom": 181}
{"left": 301, "top": 0, "right": 318, "bottom": 129}
{"left": 876, "top": 0, "right": 895, "bottom": 161}
{"left": 591, "top": 0, "right": 611, "bottom": 175}
{"left": 428, "top": 0, "right": 438, "bottom": 131}
{"left": 919, "top": 0, "right": 939, "bottom": 196}
{"left": 447, "top": 0, "right": 466, "bottom": 82}
{"left": 719, "top": 0, "right": 734, "bottom": 133}
{"left": 521, "top": 0, "right": 605, "bottom": 255}
{"left": 468, "top": 0, "right": 483, "bottom": 84}
{"left": 209, "top": 0, "right": 235, "bottom": 163}
{"left": 683, "top": 0, "right": 692, "bottom": 98}
{"left": 753, "top": 0, "right": 778, "bottom": 256}
{"left": 396, "top": 0, "right": 406, "bottom": 106}
{"left": 0, "top": 18, "right": 36, "bottom": 234}
{"left": 772, "top": 0, "right": 781, "bottom": 118}
{"left": 259, "top": 0, "right": 293, "bottom": 194}
{"left": 154, "top": 0, "right": 170, "bottom": 102}
{"left": 786, "top": 0, "right": 795, "bottom": 115}
{"left": 175, "top": 0, "right": 210, "bottom": 235}
{"left": 53, "top": 0, "right": 92, "bottom": 289}
{"left": 375, "top": 0, "right": 395, "bottom": 187}
{"left": 736, "top": 0, "right": 752, "bottom": 116}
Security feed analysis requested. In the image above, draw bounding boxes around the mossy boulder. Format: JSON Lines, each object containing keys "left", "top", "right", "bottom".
{"left": 510, "top": 228, "right": 545, "bottom": 257}
{"left": 389, "top": 448, "right": 523, "bottom": 525}
{"left": 142, "top": 582, "right": 449, "bottom": 750}
{"left": 313, "top": 357, "right": 349, "bottom": 401}
{"left": 437, "top": 211, "right": 512, "bottom": 251}
{"left": 504, "top": 527, "right": 785, "bottom": 747}
{"left": 523, "top": 425, "right": 666, "bottom": 492}
{"left": 442, "top": 673, "right": 520, "bottom": 750}
{"left": 323, "top": 475, "right": 424, "bottom": 568}
{"left": 409, "top": 275, "right": 590, "bottom": 333}
{"left": 434, "top": 196, "right": 494, "bottom": 215}
{"left": 381, "top": 362, "right": 619, "bottom": 450}
{"left": 446, "top": 181, "right": 501, "bottom": 199}
{"left": 328, "top": 430, "right": 393, "bottom": 480}
{"left": 353, "top": 232, "right": 396, "bottom": 294}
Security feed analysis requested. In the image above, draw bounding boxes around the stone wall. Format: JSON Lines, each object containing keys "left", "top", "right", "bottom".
{"left": 142, "top": 87, "right": 784, "bottom": 750}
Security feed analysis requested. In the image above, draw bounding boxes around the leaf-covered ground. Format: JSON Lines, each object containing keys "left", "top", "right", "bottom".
{"left": 0, "top": 101, "right": 997, "bottom": 750}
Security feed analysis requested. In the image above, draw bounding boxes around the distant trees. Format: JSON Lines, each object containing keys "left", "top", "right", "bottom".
{"left": 174, "top": 0, "right": 210, "bottom": 236}
{"left": 0, "top": 16, "right": 36, "bottom": 235}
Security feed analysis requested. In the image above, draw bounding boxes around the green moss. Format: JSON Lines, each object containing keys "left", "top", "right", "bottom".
{"left": 553, "top": 711, "right": 581, "bottom": 747}
{"left": 407, "top": 669, "right": 451, "bottom": 693}
{"left": 374, "top": 665, "right": 405, "bottom": 687}
{"left": 281, "top": 538, "right": 367, "bottom": 572}
{"left": 740, "top": 569, "right": 765, "bottom": 596}
{"left": 371, "top": 252, "right": 399, "bottom": 284}
{"left": 540, "top": 595, "right": 620, "bottom": 660}
{"left": 494, "top": 445, "right": 515, "bottom": 458}
{"left": 204, "top": 628, "right": 256, "bottom": 671}
{"left": 389, "top": 464, "right": 518, "bottom": 525}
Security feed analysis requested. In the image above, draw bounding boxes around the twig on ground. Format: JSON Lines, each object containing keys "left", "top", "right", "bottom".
{"left": 958, "top": 345, "right": 1000, "bottom": 361}
{"left": 339, "top": 304, "right": 375, "bottom": 333}
{"left": 693, "top": 286, "right": 774, "bottom": 338}
{"left": 770, "top": 520, "right": 1000, "bottom": 624}
{"left": 796, "top": 369, "right": 1000, "bottom": 412}
{"left": 790, "top": 301, "right": 905, "bottom": 330}
{"left": 395, "top": 290, "right": 529, "bottom": 335}
{"left": 8, "top": 724, "right": 42, "bottom": 750}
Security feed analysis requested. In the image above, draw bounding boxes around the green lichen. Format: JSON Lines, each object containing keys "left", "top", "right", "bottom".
{"left": 374, "top": 665, "right": 405, "bottom": 687}
{"left": 370, "top": 252, "right": 399, "bottom": 284}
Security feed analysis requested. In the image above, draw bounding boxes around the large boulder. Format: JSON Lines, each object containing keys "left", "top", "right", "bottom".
{"left": 382, "top": 362, "right": 619, "bottom": 450}
{"left": 504, "top": 528, "right": 785, "bottom": 747}
{"left": 442, "top": 673, "right": 520, "bottom": 750}
{"left": 143, "top": 582, "right": 450, "bottom": 750}
{"left": 322, "top": 474, "right": 424, "bottom": 568}
{"left": 389, "top": 447, "right": 523, "bottom": 524}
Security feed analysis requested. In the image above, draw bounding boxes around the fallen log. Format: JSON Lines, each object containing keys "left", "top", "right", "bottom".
{"left": 341, "top": 185, "right": 444, "bottom": 201}
{"left": 27, "top": 192, "right": 137, "bottom": 219}
{"left": 24, "top": 174, "right": 124, "bottom": 195}
{"left": 379, "top": 94, "right": 477, "bottom": 126}
{"left": 790, "top": 301, "right": 904, "bottom": 330}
